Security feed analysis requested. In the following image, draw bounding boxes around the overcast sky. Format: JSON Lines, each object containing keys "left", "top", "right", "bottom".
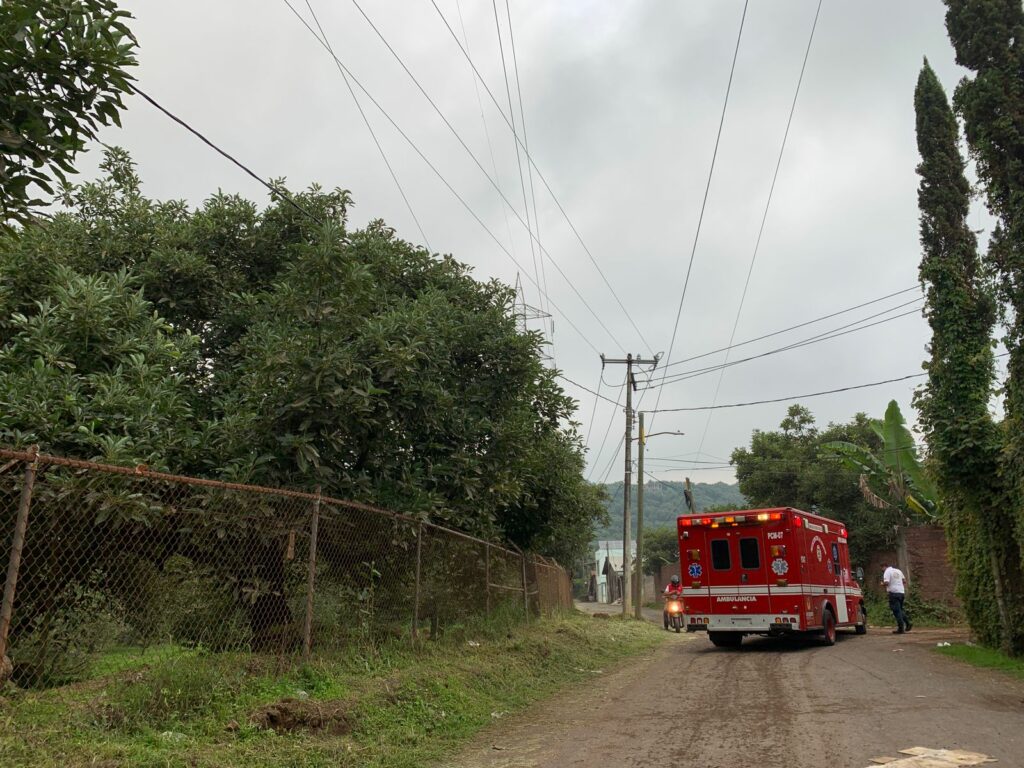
{"left": 78, "top": 0, "right": 1002, "bottom": 488}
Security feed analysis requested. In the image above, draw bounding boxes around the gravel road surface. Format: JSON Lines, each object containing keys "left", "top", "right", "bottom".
{"left": 448, "top": 612, "right": 1024, "bottom": 768}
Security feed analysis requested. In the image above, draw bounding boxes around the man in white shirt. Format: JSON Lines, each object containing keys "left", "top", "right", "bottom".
{"left": 882, "top": 564, "right": 912, "bottom": 634}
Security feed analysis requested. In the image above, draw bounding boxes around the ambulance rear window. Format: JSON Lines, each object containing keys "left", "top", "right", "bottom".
{"left": 711, "top": 539, "right": 731, "bottom": 570}
{"left": 739, "top": 537, "right": 760, "bottom": 569}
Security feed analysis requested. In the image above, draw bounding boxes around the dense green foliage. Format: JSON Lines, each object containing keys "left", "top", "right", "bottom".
{"left": 913, "top": 59, "right": 1019, "bottom": 652}
{"left": 823, "top": 400, "right": 938, "bottom": 517}
{"left": 914, "top": 24, "right": 1024, "bottom": 653}
{"left": 0, "top": 149, "right": 603, "bottom": 563}
{"left": 594, "top": 480, "right": 745, "bottom": 540}
{"left": 1, "top": 0, "right": 136, "bottom": 230}
{"left": 731, "top": 405, "right": 900, "bottom": 566}
{"left": 641, "top": 525, "right": 681, "bottom": 575}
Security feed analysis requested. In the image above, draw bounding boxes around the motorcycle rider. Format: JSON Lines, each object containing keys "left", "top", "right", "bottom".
{"left": 664, "top": 574, "right": 683, "bottom": 596}
{"left": 663, "top": 575, "right": 683, "bottom": 629}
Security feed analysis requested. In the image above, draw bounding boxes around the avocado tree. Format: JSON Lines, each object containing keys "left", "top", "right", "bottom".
{"left": 1, "top": 0, "right": 137, "bottom": 230}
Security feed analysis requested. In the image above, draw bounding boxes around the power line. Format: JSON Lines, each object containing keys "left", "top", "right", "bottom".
{"left": 645, "top": 443, "right": 926, "bottom": 466}
{"left": 583, "top": 375, "right": 602, "bottom": 450}
{"left": 131, "top": 86, "right": 322, "bottom": 224}
{"left": 279, "top": 0, "right": 602, "bottom": 354}
{"left": 645, "top": 302, "right": 922, "bottom": 389}
{"left": 301, "top": 0, "right": 430, "bottom": 248}
{"left": 559, "top": 374, "right": 620, "bottom": 406}
{"left": 587, "top": 381, "right": 626, "bottom": 480}
{"left": 688, "top": 0, "right": 823, "bottom": 467}
{"left": 650, "top": 0, "right": 749, "bottom": 420}
{"left": 657, "top": 285, "right": 920, "bottom": 372}
{"left": 599, "top": 439, "right": 625, "bottom": 484}
{"left": 647, "top": 371, "right": 929, "bottom": 413}
{"left": 454, "top": 0, "right": 520, "bottom": 326}
{"left": 605, "top": 291, "right": 922, "bottom": 390}
{"left": 503, "top": 0, "right": 552, "bottom": 346}
{"left": 427, "top": 0, "right": 655, "bottom": 356}
{"left": 489, "top": 0, "right": 544, "bottom": 337}
{"left": 344, "top": 0, "right": 626, "bottom": 351}
{"left": 621, "top": 349, "right": 1006, "bottom": 427}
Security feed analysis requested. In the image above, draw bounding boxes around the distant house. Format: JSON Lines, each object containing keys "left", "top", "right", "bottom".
{"left": 592, "top": 540, "right": 635, "bottom": 603}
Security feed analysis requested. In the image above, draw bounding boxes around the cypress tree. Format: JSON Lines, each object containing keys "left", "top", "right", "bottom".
{"left": 913, "top": 60, "right": 1024, "bottom": 653}
{"left": 945, "top": 0, "right": 1024, "bottom": 569}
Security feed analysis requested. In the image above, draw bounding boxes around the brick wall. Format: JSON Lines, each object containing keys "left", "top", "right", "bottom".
{"left": 867, "top": 525, "right": 958, "bottom": 606}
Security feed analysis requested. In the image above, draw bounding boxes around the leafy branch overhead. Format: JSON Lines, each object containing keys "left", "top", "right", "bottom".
{"left": 823, "top": 400, "right": 938, "bottom": 518}
{"left": 0, "top": 0, "right": 137, "bottom": 231}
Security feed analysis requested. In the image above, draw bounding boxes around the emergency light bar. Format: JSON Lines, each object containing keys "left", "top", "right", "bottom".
{"left": 680, "top": 512, "right": 783, "bottom": 526}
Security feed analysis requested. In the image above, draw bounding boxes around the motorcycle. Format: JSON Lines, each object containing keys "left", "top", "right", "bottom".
{"left": 663, "top": 593, "right": 684, "bottom": 633}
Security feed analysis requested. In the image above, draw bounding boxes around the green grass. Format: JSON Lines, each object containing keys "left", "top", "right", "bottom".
{"left": 88, "top": 644, "right": 195, "bottom": 678}
{"left": 935, "top": 643, "right": 1024, "bottom": 679}
{"left": 0, "top": 611, "right": 664, "bottom": 767}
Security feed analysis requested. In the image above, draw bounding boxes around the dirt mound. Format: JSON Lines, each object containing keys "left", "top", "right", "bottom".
{"left": 250, "top": 697, "right": 354, "bottom": 735}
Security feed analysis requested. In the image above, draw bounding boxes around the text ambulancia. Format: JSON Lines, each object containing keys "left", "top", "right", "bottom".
{"left": 676, "top": 507, "right": 866, "bottom": 648}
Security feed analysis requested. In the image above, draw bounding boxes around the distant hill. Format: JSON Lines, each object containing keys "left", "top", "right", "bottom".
{"left": 594, "top": 480, "right": 747, "bottom": 540}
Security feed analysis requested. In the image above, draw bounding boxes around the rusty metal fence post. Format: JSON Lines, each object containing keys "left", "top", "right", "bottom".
{"left": 412, "top": 523, "right": 423, "bottom": 642}
{"left": 484, "top": 543, "right": 491, "bottom": 617}
{"left": 520, "top": 551, "right": 530, "bottom": 623}
{"left": 0, "top": 447, "right": 38, "bottom": 680}
{"left": 302, "top": 486, "right": 321, "bottom": 663}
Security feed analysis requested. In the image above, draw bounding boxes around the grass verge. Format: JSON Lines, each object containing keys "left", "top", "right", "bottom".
{"left": 934, "top": 643, "right": 1024, "bottom": 680}
{"left": 0, "top": 611, "right": 663, "bottom": 767}
{"left": 863, "top": 590, "right": 963, "bottom": 628}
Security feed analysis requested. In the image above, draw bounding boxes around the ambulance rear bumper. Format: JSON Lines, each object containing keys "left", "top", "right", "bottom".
{"left": 685, "top": 614, "right": 801, "bottom": 633}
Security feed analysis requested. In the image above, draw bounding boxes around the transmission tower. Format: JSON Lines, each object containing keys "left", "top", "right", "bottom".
{"left": 514, "top": 274, "right": 553, "bottom": 365}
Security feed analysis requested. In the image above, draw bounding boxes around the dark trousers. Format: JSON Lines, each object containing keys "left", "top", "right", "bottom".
{"left": 888, "top": 592, "right": 909, "bottom": 629}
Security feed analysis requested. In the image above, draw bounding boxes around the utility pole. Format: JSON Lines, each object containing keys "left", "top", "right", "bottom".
{"left": 601, "top": 353, "right": 659, "bottom": 618}
{"left": 633, "top": 417, "right": 685, "bottom": 619}
{"left": 634, "top": 411, "right": 645, "bottom": 619}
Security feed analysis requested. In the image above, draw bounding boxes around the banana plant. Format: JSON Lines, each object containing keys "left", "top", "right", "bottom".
{"left": 822, "top": 400, "right": 939, "bottom": 518}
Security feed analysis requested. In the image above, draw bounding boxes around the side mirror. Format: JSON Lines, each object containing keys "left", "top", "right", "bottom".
{"left": 855, "top": 566, "right": 864, "bottom": 582}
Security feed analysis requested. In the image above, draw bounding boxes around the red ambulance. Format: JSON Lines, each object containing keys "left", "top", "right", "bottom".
{"left": 676, "top": 507, "right": 866, "bottom": 647}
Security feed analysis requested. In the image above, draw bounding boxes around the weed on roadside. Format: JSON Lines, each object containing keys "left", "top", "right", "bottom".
{"left": 0, "top": 611, "right": 664, "bottom": 767}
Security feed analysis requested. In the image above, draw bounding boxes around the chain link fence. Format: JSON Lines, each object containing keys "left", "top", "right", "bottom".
{"left": 0, "top": 447, "right": 572, "bottom": 690}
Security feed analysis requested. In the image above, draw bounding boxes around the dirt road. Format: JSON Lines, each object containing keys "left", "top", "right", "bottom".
{"left": 448, "top": 615, "right": 1024, "bottom": 768}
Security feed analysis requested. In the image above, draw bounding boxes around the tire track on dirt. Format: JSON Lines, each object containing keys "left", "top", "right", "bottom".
{"left": 446, "top": 624, "right": 1024, "bottom": 768}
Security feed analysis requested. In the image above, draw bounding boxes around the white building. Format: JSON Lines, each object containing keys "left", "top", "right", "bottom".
{"left": 592, "top": 540, "right": 635, "bottom": 603}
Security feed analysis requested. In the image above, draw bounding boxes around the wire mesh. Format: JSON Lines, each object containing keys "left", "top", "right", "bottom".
{"left": 0, "top": 449, "right": 573, "bottom": 691}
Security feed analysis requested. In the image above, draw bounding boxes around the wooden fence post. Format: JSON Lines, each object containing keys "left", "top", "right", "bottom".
{"left": 0, "top": 447, "right": 38, "bottom": 681}
{"left": 302, "top": 486, "right": 321, "bottom": 663}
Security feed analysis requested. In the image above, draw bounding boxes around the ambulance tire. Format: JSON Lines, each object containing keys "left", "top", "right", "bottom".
{"left": 822, "top": 608, "right": 837, "bottom": 646}
{"left": 855, "top": 604, "right": 867, "bottom": 635}
{"left": 708, "top": 631, "right": 742, "bottom": 648}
